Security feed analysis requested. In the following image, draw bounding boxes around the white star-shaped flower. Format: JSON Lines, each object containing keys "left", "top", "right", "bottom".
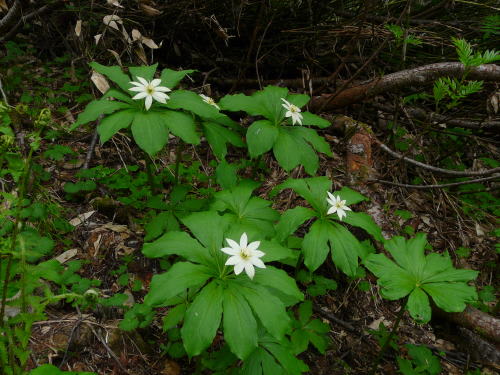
{"left": 281, "top": 98, "right": 303, "bottom": 125}
{"left": 200, "top": 94, "right": 220, "bottom": 110}
{"left": 326, "top": 192, "right": 352, "bottom": 221}
{"left": 220, "top": 233, "right": 266, "bottom": 279}
{"left": 129, "top": 77, "right": 171, "bottom": 110}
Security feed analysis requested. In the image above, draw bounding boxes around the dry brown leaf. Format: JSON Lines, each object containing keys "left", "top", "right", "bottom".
{"left": 75, "top": 20, "right": 82, "bottom": 37}
{"left": 142, "top": 36, "right": 159, "bottom": 49}
{"left": 0, "top": 0, "right": 8, "bottom": 12}
{"left": 94, "top": 33, "right": 102, "bottom": 45}
{"left": 107, "top": 49, "right": 123, "bottom": 67}
{"left": 107, "top": 0, "right": 124, "bottom": 8}
{"left": 91, "top": 71, "right": 110, "bottom": 94}
{"left": 139, "top": 3, "right": 162, "bottom": 16}
{"left": 69, "top": 211, "right": 96, "bottom": 226}
{"left": 131, "top": 28, "right": 142, "bottom": 41}
{"left": 135, "top": 46, "right": 148, "bottom": 64}
{"left": 55, "top": 248, "right": 78, "bottom": 263}
{"left": 103, "top": 15, "right": 122, "bottom": 31}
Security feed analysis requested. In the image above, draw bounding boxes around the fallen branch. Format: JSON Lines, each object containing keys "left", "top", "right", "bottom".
{"left": 372, "top": 174, "right": 499, "bottom": 189}
{"left": 374, "top": 102, "right": 500, "bottom": 130}
{"left": 309, "top": 63, "right": 500, "bottom": 110}
{"left": 376, "top": 141, "right": 500, "bottom": 176}
{"left": 0, "top": 0, "right": 22, "bottom": 35}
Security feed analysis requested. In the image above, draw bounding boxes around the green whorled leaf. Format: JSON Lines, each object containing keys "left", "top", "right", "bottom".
{"left": 90, "top": 62, "right": 131, "bottom": 92}
{"left": 144, "top": 211, "right": 179, "bottom": 241}
{"left": 334, "top": 186, "right": 369, "bottom": 205}
{"left": 181, "top": 281, "right": 224, "bottom": 356}
{"left": 286, "top": 93, "right": 310, "bottom": 108}
{"left": 384, "top": 234, "right": 427, "bottom": 279}
{"left": 262, "top": 342, "right": 309, "bottom": 375}
{"left": 342, "top": 212, "right": 384, "bottom": 242}
{"left": 253, "top": 266, "right": 304, "bottom": 305}
{"left": 166, "top": 90, "right": 221, "bottom": 119}
{"left": 216, "top": 160, "right": 238, "bottom": 189}
{"left": 212, "top": 180, "right": 260, "bottom": 214}
{"left": 160, "top": 110, "right": 200, "bottom": 145}
{"left": 242, "top": 197, "right": 279, "bottom": 222}
{"left": 291, "top": 329, "right": 310, "bottom": 355}
{"left": 144, "top": 262, "right": 212, "bottom": 307}
{"left": 300, "top": 112, "right": 330, "bottom": 128}
{"left": 241, "top": 348, "right": 265, "bottom": 375}
{"left": 202, "top": 121, "right": 245, "bottom": 160}
{"left": 237, "top": 280, "right": 291, "bottom": 340}
{"left": 327, "top": 222, "right": 362, "bottom": 277}
{"left": 131, "top": 111, "right": 169, "bottom": 155}
{"left": 407, "top": 287, "right": 431, "bottom": 323}
{"left": 273, "top": 177, "right": 332, "bottom": 214}
{"left": 294, "top": 133, "right": 319, "bottom": 175}
{"left": 29, "top": 364, "right": 96, "bottom": 375}
{"left": 273, "top": 129, "right": 302, "bottom": 172}
{"left": 142, "top": 231, "right": 212, "bottom": 266}
{"left": 259, "top": 240, "right": 297, "bottom": 263}
{"left": 101, "top": 88, "right": 133, "bottom": 103}
{"left": 290, "top": 127, "right": 332, "bottom": 156}
{"left": 421, "top": 253, "right": 478, "bottom": 283}
{"left": 181, "top": 211, "right": 230, "bottom": 251}
{"left": 422, "top": 282, "right": 477, "bottom": 312}
{"left": 71, "top": 100, "right": 130, "bottom": 130}
{"left": 220, "top": 86, "right": 289, "bottom": 124}
{"left": 97, "top": 109, "right": 136, "bottom": 143}
{"left": 247, "top": 120, "right": 279, "bottom": 158}
{"left": 302, "top": 220, "right": 331, "bottom": 272}
{"left": 129, "top": 64, "right": 158, "bottom": 82}
{"left": 223, "top": 284, "right": 258, "bottom": 359}
{"left": 260, "top": 349, "right": 286, "bottom": 375}
{"left": 275, "top": 206, "right": 317, "bottom": 243}
{"left": 162, "top": 303, "right": 187, "bottom": 331}
{"left": 160, "top": 68, "right": 195, "bottom": 88}
{"left": 364, "top": 253, "right": 416, "bottom": 300}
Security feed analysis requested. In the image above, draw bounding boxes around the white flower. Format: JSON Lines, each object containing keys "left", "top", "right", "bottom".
{"left": 220, "top": 233, "right": 266, "bottom": 279}
{"left": 281, "top": 98, "right": 303, "bottom": 125}
{"left": 200, "top": 94, "right": 220, "bottom": 110}
{"left": 129, "top": 77, "right": 171, "bottom": 110}
{"left": 326, "top": 192, "right": 352, "bottom": 221}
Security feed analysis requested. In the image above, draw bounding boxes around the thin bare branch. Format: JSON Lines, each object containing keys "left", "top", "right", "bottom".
{"left": 372, "top": 174, "right": 499, "bottom": 189}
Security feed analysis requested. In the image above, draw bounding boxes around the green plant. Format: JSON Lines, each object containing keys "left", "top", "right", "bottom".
{"left": 397, "top": 344, "right": 442, "bottom": 375}
{"left": 219, "top": 85, "right": 331, "bottom": 175}
{"left": 272, "top": 177, "right": 383, "bottom": 275}
{"left": 365, "top": 233, "right": 478, "bottom": 323}
{"left": 290, "top": 301, "right": 330, "bottom": 355}
{"left": 385, "top": 24, "right": 422, "bottom": 47}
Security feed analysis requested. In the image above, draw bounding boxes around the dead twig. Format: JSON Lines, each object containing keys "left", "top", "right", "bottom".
{"left": 372, "top": 174, "right": 499, "bottom": 189}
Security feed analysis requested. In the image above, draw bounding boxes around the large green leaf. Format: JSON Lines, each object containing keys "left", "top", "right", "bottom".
{"left": 219, "top": 92, "right": 264, "bottom": 116}
{"left": 300, "top": 112, "right": 330, "bottom": 128}
{"left": 291, "top": 127, "right": 332, "bottom": 156}
{"left": 274, "top": 177, "right": 332, "bottom": 214}
{"left": 181, "top": 211, "right": 229, "bottom": 251}
{"left": 237, "top": 280, "right": 290, "bottom": 340}
{"left": 259, "top": 240, "right": 297, "bottom": 263}
{"left": 129, "top": 64, "right": 158, "bottom": 82}
{"left": 142, "top": 231, "right": 211, "bottom": 266}
{"left": 422, "top": 282, "right": 477, "bottom": 312}
{"left": 144, "top": 262, "right": 211, "bottom": 306}
{"left": 160, "top": 110, "right": 200, "bottom": 145}
{"left": 97, "top": 109, "right": 136, "bottom": 143}
{"left": 275, "top": 206, "right": 317, "bottom": 243}
{"left": 71, "top": 100, "right": 130, "bottom": 130}
{"left": 223, "top": 285, "right": 258, "bottom": 359}
{"left": 273, "top": 129, "right": 302, "bottom": 171}
{"left": 252, "top": 86, "right": 290, "bottom": 124}
{"left": 335, "top": 186, "right": 369, "bottom": 205}
{"left": 247, "top": 120, "right": 279, "bottom": 158}
{"left": 202, "top": 121, "right": 244, "bottom": 159}
{"left": 102, "top": 88, "right": 133, "bottom": 103}
{"left": 302, "top": 220, "right": 331, "bottom": 272}
{"left": 342, "top": 212, "right": 384, "bottom": 242}
{"left": 262, "top": 342, "right": 310, "bottom": 375}
{"left": 253, "top": 266, "right": 303, "bottom": 305}
{"left": 181, "top": 281, "right": 223, "bottom": 356}
{"left": 407, "top": 288, "right": 431, "bottom": 322}
{"left": 166, "top": 90, "right": 220, "bottom": 119}
{"left": 422, "top": 253, "right": 478, "bottom": 283}
{"left": 286, "top": 93, "right": 310, "bottom": 108}
{"left": 131, "top": 111, "right": 169, "bottom": 155}
{"left": 327, "top": 222, "right": 362, "bottom": 277}
{"left": 90, "top": 62, "right": 131, "bottom": 92}
{"left": 294, "top": 133, "right": 319, "bottom": 175}
{"left": 160, "top": 68, "right": 195, "bottom": 88}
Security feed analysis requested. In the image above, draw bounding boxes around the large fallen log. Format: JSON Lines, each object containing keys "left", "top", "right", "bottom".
{"left": 309, "top": 62, "right": 500, "bottom": 110}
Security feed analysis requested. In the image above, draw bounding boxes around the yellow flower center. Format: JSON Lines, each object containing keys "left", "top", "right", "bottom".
{"left": 240, "top": 247, "right": 251, "bottom": 260}
{"left": 146, "top": 85, "right": 155, "bottom": 95}
{"left": 290, "top": 105, "right": 299, "bottom": 113}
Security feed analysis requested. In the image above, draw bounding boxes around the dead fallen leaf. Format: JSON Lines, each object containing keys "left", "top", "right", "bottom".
{"left": 69, "top": 211, "right": 96, "bottom": 226}
{"left": 107, "top": 0, "right": 124, "bottom": 8}
{"left": 103, "top": 15, "right": 122, "bottom": 31}
{"left": 91, "top": 71, "right": 110, "bottom": 94}
{"left": 75, "top": 20, "right": 82, "bottom": 37}
{"left": 132, "top": 28, "right": 142, "bottom": 41}
{"left": 0, "top": 0, "right": 8, "bottom": 12}
{"left": 142, "top": 36, "right": 159, "bottom": 49}
{"left": 55, "top": 248, "right": 79, "bottom": 263}
{"left": 139, "top": 3, "right": 162, "bottom": 16}
{"left": 107, "top": 49, "right": 123, "bottom": 67}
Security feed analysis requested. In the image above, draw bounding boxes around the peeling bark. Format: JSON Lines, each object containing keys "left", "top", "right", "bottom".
{"left": 309, "top": 63, "right": 500, "bottom": 110}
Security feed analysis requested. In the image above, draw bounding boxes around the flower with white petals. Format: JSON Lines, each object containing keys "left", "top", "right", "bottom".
{"left": 220, "top": 233, "right": 266, "bottom": 279}
{"left": 326, "top": 192, "right": 352, "bottom": 221}
{"left": 281, "top": 98, "right": 303, "bottom": 125}
{"left": 200, "top": 94, "right": 220, "bottom": 110}
{"left": 129, "top": 77, "right": 171, "bottom": 110}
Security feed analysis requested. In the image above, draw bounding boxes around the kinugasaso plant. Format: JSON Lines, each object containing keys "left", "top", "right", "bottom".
{"left": 219, "top": 85, "right": 332, "bottom": 175}
{"left": 71, "top": 63, "right": 243, "bottom": 158}
{"left": 272, "top": 176, "right": 383, "bottom": 276}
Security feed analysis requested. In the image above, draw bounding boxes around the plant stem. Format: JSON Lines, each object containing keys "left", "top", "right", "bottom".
{"left": 369, "top": 298, "right": 408, "bottom": 375}
{"left": 144, "top": 153, "right": 158, "bottom": 193}
{"left": 174, "top": 142, "right": 183, "bottom": 185}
